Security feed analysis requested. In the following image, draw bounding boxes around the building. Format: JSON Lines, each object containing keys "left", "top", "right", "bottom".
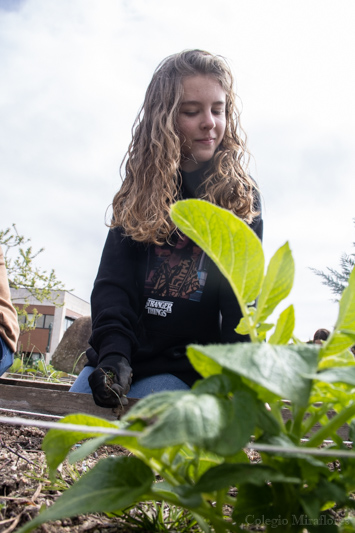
{"left": 11, "top": 289, "right": 90, "bottom": 363}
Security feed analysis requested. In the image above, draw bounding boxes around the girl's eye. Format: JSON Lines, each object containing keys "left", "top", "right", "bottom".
{"left": 183, "top": 111, "right": 198, "bottom": 116}
{"left": 212, "top": 109, "right": 225, "bottom": 115}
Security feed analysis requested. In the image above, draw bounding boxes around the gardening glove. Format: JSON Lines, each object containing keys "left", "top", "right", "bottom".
{"left": 88, "top": 354, "right": 133, "bottom": 408}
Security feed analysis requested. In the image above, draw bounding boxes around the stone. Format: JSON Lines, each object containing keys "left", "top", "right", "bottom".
{"left": 51, "top": 316, "right": 91, "bottom": 374}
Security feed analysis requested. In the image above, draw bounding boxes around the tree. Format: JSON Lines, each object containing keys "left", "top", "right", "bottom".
{"left": 0, "top": 224, "right": 66, "bottom": 333}
{"left": 311, "top": 220, "right": 355, "bottom": 300}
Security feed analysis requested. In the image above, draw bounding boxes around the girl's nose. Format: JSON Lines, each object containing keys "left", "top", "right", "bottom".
{"left": 201, "top": 112, "right": 215, "bottom": 130}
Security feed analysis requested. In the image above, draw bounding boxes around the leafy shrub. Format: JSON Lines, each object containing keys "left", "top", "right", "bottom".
{"left": 1, "top": 223, "right": 65, "bottom": 333}
{"left": 18, "top": 200, "right": 355, "bottom": 533}
{"left": 7, "top": 354, "right": 70, "bottom": 382}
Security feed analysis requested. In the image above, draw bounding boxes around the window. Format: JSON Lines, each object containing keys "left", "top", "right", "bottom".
{"left": 18, "top": 315, "right": 26, "bottom": 327}
{"left": 44, "top": 315, "right": 54, "bottom": 329}
{"left": 34, "top": 315, "right": 45, "bottom": 328}
{"left": 18, "top": 313, "right": 54, "bottom": 329}
{"left": 64, "top": 317, "right": 75, "bottom": 331}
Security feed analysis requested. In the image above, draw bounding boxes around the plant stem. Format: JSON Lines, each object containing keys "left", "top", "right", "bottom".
{"left": 290, "top": 406, "right": 307, "bottom": 441}
{"left": 215, "top": 489, "right": 225, "bottom": 515}
{"left": 270, "top": 402, "right": 287, "bottom": 432}
{"left": 305, "top": 402, "right": 355, "bottom": 448}
{"left": 300, "top": 403, "right": 329, "bottom": 439}
{"left": 152, "top": 489, "right": 238, "bottom": 533}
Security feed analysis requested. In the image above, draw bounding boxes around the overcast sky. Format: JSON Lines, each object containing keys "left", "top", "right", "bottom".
{"left": 1, "top": 0, "right": 354, "bottom": 341}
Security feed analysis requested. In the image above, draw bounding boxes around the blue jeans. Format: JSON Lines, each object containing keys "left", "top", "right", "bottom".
{"left": 70, "top": 366, "right": 190, "bottom": 398}
{"left": 0, "top": 336, "right": 14, "bottom": 377}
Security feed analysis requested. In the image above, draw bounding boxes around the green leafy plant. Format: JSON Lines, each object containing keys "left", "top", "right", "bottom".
{"left": 311, "top": 219, "right": 355, "bottom": 300}
{"left": 71, "top": 350, "right": 86, "bottom": 374}
{"left": 7, "top": 353, "right": 72, "bottom": 382}
{"left": 0, "top": 224, "right": 66, "bottom": 333}
{"left": 118, "top": 501, "right": 201, "bottom": 532}
{"left": 18, "top": 200, "right": 355, "bottom": 533}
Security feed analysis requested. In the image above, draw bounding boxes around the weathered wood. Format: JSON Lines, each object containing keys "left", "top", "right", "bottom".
{"left": 0, "top": 377, "right": 71, "bottom": 391}
{"left": 0, "top": 378, "right": 350, "bottom": 440}
{"left": 0, "top": 380, "right": 138, "bottom": 421}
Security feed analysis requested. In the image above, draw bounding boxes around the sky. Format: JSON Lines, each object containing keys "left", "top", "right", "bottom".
{"left": 1, "top": 0, "right": 354, "bottom": 341}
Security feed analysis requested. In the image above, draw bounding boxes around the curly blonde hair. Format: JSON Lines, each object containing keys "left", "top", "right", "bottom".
{"left": 111, "top": 49, "right": 258, "bottom": 245}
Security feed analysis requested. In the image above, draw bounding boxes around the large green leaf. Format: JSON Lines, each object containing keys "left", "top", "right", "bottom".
{"left": 310, "top": 366, "right": 355, "bottom": 387}
{"left": 182, "top": 345, "right": 223, "bottom": 378}
{"left": 318, "top": 349, "right": 355, "bottom": 370}
{"left": 176, "top": 446, "right": 226, "bottom": 480}
{"left": 42, "top": 414, "right": 120, "bottom": 477}
{"left": 212, "top": 391, "right": 258, "bottom": 455}
{"left": 254, "top": 242, "right": 294, "bottom": 324}
{"left": 320, "top": 266, "right": 355, "bottom": 357}
{"left": 268, "top": 305, "right": 295, "bottom": 344}
{"left": 187, "top": 343, "right": 319, "bottom": 406}
{"left": 103, "top": 419, "right": 170, "bottom": 466}
{"left": 122, "top": 390, "right": 185, "bottom": 422}
{"left": 188, "top": 463, "right": 301, "bottom": 494}
{"left": 171, "top": 199, "right": 264, "bottom": 306}
{"left": 300, "top": 478, "right": 348, "bottom": 520}
{"left": 152, "top": 481, "right": 203, "bottom": 507}
{"left": 8, "top": 357, "right": 22, "bottom": 372}
{"left": 232, "top": 483, "right": 274, "bottom": 523}
{"left": 191, "top": 373, "right": 235, "bottom": 395}
{"left": 139, "top": 391, "right": 257, "bottom": 455}
{"left": 68, "top": 435, "right": 111, "bottom": 464}
{"left": 17, "top": 456, "right": 154, "bottom": 533}
{"left": 256, "top": 402, "right": 281, "bottom": 436}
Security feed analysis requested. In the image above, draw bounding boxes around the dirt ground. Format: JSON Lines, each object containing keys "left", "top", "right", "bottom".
{"left": 0, "top": 412, "right": 139, "bottom": 533}
{"left": 0, "top": 411, "right": 266, "bottom": 533}
{"left": 0, "top": 411, "right": 348, "bottom": 533}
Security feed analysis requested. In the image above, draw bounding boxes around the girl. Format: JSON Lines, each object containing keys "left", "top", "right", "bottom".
{"left": 70, "top": 49, "right": 263, "bottom": 406}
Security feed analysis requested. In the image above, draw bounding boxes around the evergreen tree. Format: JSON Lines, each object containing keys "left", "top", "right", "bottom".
{"left": 311, "top": 221, "right": 355, "bottom": 300}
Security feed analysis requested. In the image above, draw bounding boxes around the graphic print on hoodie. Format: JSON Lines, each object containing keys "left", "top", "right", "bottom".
{"left": 144, "top": 234, "right": 211, "bottom": 322}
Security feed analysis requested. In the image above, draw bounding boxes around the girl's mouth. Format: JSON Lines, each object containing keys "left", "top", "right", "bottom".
{"left": 196, "top": 138, "right": 214, "bottom": 144}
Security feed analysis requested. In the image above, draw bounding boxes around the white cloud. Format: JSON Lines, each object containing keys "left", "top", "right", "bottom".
{"left": 1, "top": 0, "right": 354, "bottom": 340}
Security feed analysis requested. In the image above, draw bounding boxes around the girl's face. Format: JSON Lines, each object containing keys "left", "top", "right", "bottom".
{"left": 177, "top": 74, "right": 226, "bottom": 172}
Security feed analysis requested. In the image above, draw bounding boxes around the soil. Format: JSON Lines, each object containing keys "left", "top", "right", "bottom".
{"left": 0, "top": 412, "right": 137, "bottom": 533}
{"left": 0, "top": 411, "right": 349, "bottom": 533}
{"left": 0, "top": 412, "right": 260, "bottom": 533}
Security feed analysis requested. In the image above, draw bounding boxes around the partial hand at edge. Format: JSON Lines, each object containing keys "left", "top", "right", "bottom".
{"left": 88, "top": 354, "right": 133, "bottom": 408}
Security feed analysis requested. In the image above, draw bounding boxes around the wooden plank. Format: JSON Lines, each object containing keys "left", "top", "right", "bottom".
{"left": 0, "top": 379, "right": 350, "bottom": 441}
{"left": 0, "top": 377, "right": 71, "bottom": 391}
{"left": 0, "top": 383, "right": 138, "bottom": 421}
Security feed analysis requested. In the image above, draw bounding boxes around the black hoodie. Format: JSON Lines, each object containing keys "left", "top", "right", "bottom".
{"left": 86, "top": 167, "right": 263, "bottom": 386}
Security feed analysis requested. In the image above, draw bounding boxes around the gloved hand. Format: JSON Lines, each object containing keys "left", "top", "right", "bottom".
{"left": 88, "top": 354, "right": 133, "bottom": 408}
